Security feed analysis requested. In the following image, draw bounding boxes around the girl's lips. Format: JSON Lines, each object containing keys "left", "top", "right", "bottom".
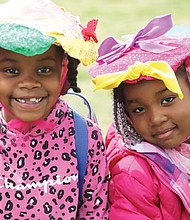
{"left": 153, "top": 127, "right": 176, "bottom": 139}
{"left": 15, "top": 97, "right": 43, "bottom": 104}
{"left": 12, "top": 97, "right": 47, "bottom": 110}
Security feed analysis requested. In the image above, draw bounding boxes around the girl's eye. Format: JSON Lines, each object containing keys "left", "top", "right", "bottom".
{"left": 162, "top": 96, "right": 175, "bottom": 104}
{"left": 4, "top": 68, "right": 19, "bottom": 75}
{"left": 38, "top": 67, "right": 51, "bottom": 74}
{"left": 133, "top": 106, "right": 144, "bottom": 113}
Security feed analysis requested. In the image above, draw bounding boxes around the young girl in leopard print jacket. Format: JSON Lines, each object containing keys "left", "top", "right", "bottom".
{"left": 0, "top": 0, "right": 109, "bottom": 219}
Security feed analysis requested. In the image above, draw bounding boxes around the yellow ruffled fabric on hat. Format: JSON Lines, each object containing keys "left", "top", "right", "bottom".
{"left": 92, "top": 61, "right": 184, "bottom": 99}
{"left": 49, "top": 33, "right": 97, "bottom": 66}
{"left": 0, "top": 0, "right": 98, "bottom": 66}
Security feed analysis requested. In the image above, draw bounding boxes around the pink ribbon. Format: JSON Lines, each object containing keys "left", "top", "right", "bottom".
{"left": 97, "top": 14, "right": 176, "bottom": 64}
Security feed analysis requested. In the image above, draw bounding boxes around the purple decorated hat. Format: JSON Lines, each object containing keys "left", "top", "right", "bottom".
{"left": 88, "top": 14, "right": 190, "bottom": 145}
{"left": 89, "top": 14, "right": 190, "bottom": 79}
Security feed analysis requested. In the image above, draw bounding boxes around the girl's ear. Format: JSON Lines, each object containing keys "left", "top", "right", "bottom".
{"left": 60, "top": 78, "right": 70, "bottom": 95}
{"left": 60, "top": 59, "right": 70, "bottom": 96}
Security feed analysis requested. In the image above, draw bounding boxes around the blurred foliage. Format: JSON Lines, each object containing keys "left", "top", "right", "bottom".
{"left": 54, "top": 0, "right": 190, "bottom": 41}
{"left": 0, "top": 0, "right": 190, "bottom": 137}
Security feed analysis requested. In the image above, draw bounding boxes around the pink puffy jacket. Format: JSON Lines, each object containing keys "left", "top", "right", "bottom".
{"left": 106, "top": 123, "right": 190, "bottom": 220}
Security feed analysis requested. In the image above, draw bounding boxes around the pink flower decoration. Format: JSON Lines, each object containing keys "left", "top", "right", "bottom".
{"left": 82, "top": 19, "right": 98, "bottom": 43}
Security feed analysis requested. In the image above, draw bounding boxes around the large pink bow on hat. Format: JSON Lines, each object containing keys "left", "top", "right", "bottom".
{"left": 97, "top": 14, "right": 176, "bottom": 64}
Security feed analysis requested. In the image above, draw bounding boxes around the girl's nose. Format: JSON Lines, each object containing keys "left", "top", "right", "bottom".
{"left": 18, "top": 75, "right": 41, "bottom": 90}
{"left": 149, "top": 108, "right": 168, "bottom": 126}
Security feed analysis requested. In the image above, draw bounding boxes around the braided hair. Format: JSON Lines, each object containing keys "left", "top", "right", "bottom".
{"left": 176, "top": 63, "right": 190, "bottom": 85}
{"left": 113, "top": 83, "right": 143, "bottom": 146}
{"left": 55, "top": 46, "right": 82, "bottom": 95}
{"left": 67, "top": 55, "right": 81, "bottom": 93}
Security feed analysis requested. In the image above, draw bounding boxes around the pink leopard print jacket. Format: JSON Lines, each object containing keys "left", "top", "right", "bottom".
{"left": 0, "top": 99, "right": 109, "bottom": 219}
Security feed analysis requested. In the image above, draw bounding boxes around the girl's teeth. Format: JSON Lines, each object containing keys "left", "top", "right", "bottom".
{"left": 17, "top": 98, "right": 42, "bottom": 103}
{"left": 29, "top": 98, "right": 42, "bottom": 103}
{"left": 17, "top": 98, "right": 25, "bottom": 103}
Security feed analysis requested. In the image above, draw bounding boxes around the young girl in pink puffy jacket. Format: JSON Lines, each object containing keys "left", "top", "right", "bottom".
{"left": 0, "top": 0, "right": 109, "bottom": 219}
{"left": 89, "top": 14, "right": 190, "bottom": 220}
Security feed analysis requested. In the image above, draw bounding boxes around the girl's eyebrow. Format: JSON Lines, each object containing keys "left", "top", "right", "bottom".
{"left": 38, "top": 56, "right": 57, "bottom": 62}
{"left": 126, "top": 87, "right": 169, "bottom": 104}
{"left": 126, "top": 99, "right": 139, "bottom": 104}
{"left": 0, "top": 56, "right": 57, "bottom": 63}
{"left": 155, "top": 87, "right": 168, "bottom": 95}
{"left": 0, "top": 58, "right": 17, "bottom": 63}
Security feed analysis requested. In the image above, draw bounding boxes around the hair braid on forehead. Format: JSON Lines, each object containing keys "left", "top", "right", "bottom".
{"left": 113, "top": 86, "right": 143, "bottom": 146}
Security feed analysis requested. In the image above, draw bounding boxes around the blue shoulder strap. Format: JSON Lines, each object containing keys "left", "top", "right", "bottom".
{"left": 72, "top": 109, "right": 88, "bottom": 207}
{"left": 67, "top": 90, "right": 98, "bottom": 124}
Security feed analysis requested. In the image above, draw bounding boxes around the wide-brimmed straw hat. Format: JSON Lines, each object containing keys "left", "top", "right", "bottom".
{"left": 0, "top": 0, "right": 98, "bottom": 66}
{"left": 88, "top": 14, "right": 190, "bottom": 95}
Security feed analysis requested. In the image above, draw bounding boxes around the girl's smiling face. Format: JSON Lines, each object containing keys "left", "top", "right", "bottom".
{"left": 123, "top": 73, "right": 190, "bottom": 149}
{"left": 0, "top": 45, "right": 66, "bottom": 122}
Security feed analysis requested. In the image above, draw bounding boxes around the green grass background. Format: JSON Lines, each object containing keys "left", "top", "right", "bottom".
{"left": 1, "top": 0, "right": 190, "bottom": 137}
